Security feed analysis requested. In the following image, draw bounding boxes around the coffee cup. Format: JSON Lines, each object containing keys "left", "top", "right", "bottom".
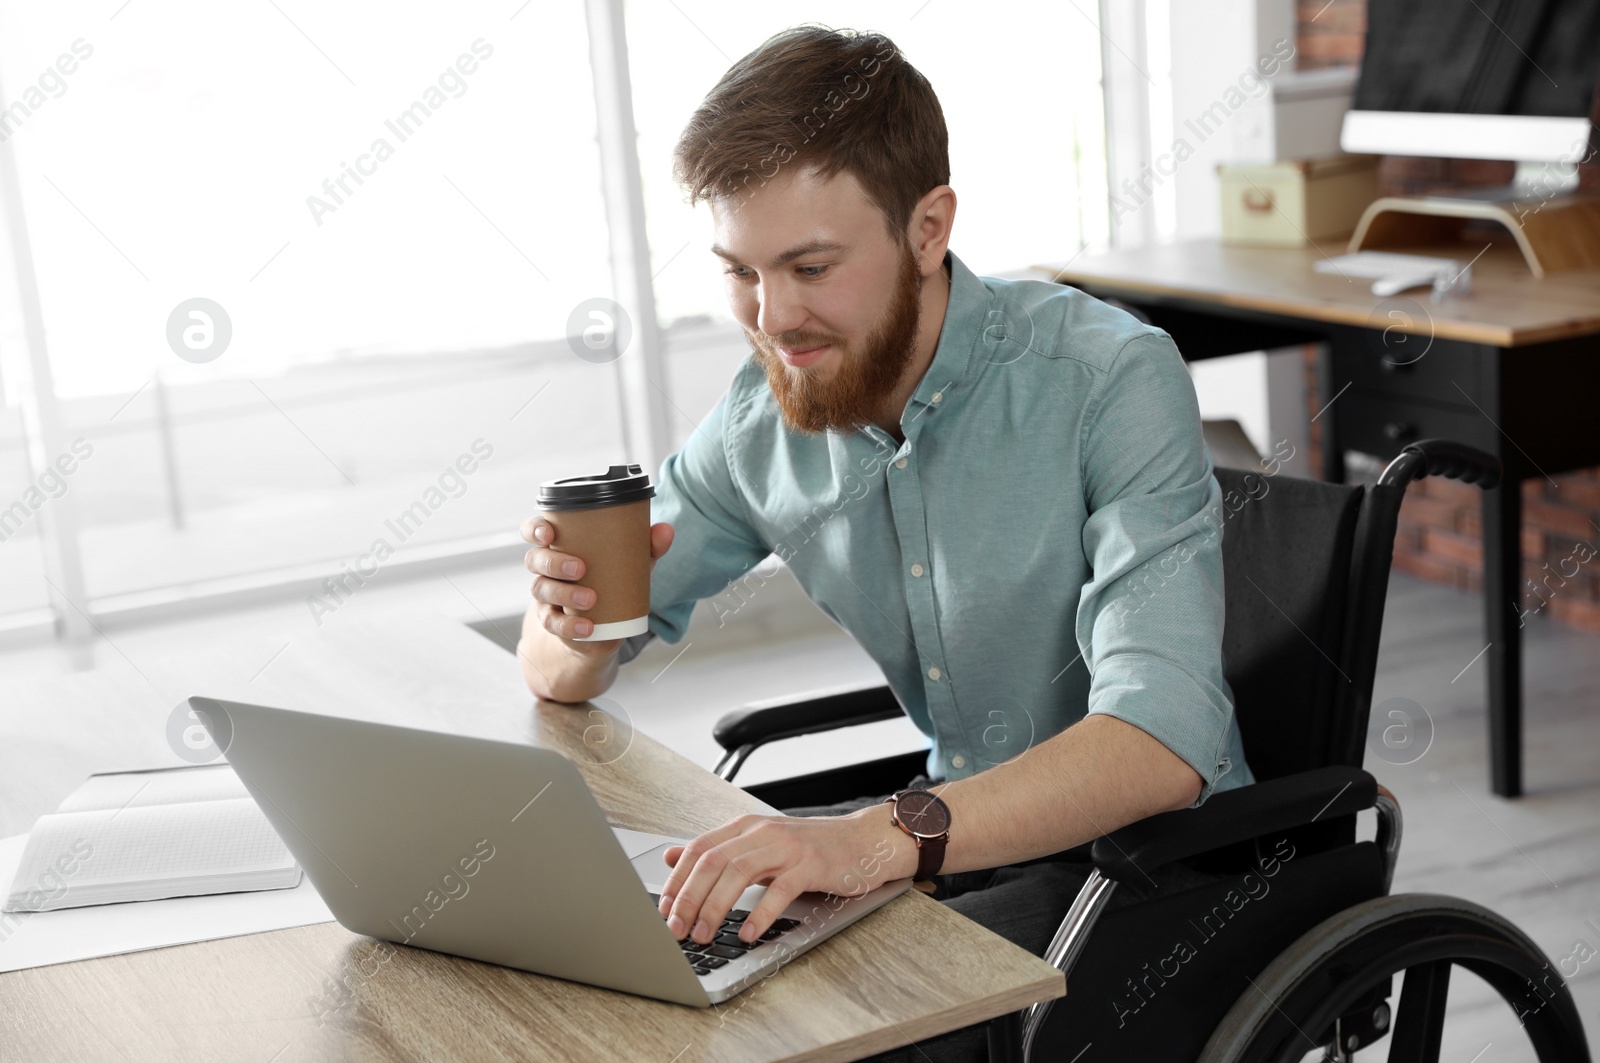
{"left": 536, "top": 463, "right": 655, "bottom": 642}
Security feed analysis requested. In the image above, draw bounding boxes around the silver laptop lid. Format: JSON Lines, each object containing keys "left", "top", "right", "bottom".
{"left": 189, "top": 696, "right": 709, "bottom": 1006}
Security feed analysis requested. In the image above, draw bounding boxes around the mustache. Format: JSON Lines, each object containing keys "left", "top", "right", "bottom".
{"left": 751, "top": 331, "right": 838, "bottom": 351}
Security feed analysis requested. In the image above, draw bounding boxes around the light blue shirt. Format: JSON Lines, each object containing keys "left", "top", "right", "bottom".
{"left": 625, "top": 249, "right": 1254, "bottom": 803}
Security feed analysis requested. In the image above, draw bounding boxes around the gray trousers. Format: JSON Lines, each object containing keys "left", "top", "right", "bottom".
{"left": 784, "top": 776, "right": 1224, "bottom": 1063}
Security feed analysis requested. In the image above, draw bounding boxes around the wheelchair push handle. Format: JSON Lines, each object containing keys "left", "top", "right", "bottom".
{"left": 1377, "top": 438, "right": 1501, "bottom": 490}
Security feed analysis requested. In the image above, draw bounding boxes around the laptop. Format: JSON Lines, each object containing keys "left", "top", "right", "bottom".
{"left": 187, "top": 696, "right": 913, "bottom": 1007}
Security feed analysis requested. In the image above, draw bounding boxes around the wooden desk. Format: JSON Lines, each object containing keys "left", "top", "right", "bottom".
{"left": 0, "top": 611, "right": 1062, "bottom": 1062}
{"left": 1040, "top": 239, "right": 1600, "bottom": 798}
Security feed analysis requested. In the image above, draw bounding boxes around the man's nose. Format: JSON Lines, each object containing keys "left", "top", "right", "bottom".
{"left": 756, "top": 279, "right": 804, "bottom": 339}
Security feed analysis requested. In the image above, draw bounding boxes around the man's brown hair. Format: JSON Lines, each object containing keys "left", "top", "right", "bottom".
{"left": 672, "top": 25, "right": 950, "bottom": 241}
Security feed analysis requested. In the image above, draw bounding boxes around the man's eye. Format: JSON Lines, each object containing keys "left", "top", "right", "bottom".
{"left": 722, "top": 266, "right": 752, "bottom": 279}
{"left": 797, "top": 265, "right": 828, "bottom": 279}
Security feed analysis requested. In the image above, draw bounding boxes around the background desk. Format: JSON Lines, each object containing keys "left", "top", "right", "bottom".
{"left": 1040, "top": 240, "right": 1600, "bottom": 798}
{"left": 0, "top": 611, "right": 1062, "bottom": 1062}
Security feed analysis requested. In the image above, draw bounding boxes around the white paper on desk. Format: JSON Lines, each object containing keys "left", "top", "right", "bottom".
{"left": 0, "top": 833, "right": 336, "bottom": 974}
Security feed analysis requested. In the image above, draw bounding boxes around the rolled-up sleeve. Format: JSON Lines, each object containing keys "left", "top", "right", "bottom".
{"left": 1074, "top": 332, "right": 1243, "bottom": 804}
{"left": 643, "top": 375, "right": 772, "bottom": 646}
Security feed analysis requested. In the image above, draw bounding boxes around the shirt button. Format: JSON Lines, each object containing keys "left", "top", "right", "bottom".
{"left": 928, "top": 666, "right": 941, "bottom": 681}
{"left": 910, "top": 563, "right": 924, "bottom": 577}
{"left": 930, "top": 391, "right": 943, "bottom": 404}
{"left": 895, "top": 457, "right": 908, "bottom": 469}
{"left": 950, "top": 755, "right": 966, "bottom": 770}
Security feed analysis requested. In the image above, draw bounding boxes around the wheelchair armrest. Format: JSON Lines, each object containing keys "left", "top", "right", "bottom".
{"left": 712, "top": 683, "right": 901, "bottom": 752}
{"left": 1090, "top": 766, "right": 1377, "bottom": 885}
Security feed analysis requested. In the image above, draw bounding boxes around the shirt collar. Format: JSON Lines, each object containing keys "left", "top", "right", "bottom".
{"left": 907, "top": 249, "right": 989, "bottom": 410}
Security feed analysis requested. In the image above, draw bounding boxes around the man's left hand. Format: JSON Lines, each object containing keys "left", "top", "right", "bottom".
{"left": 657, "top": 806, "right": 917, "bottom": 945}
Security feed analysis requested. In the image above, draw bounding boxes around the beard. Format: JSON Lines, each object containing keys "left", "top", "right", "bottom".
{"left": 746, "top": 242, "right": 924, "bottom": 435}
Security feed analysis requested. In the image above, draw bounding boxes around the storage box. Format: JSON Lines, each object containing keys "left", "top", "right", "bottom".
{"left": 1218, "top": 155, "right": 1379, "bottom": 246}
{"left": 1232, "top": 67, "right": 1358, "bottom": 164}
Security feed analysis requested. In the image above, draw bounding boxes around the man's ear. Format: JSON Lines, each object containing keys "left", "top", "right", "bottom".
{"left": 907, "top": 184, "right": 956, "bottom": 273}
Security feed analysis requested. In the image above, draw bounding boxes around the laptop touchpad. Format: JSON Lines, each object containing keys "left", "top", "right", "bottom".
{"left": 611, "top": 825, "right": 676, "bottom": 860}
{"left": 629, "top": 842, "right": 677, "bottom": 890}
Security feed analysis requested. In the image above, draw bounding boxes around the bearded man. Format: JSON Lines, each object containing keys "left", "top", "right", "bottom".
{"left": 518, "top": 24, "right": 1254, "bottom": 1062}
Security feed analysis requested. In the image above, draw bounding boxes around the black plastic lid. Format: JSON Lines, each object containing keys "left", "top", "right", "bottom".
{"left": 537, "top": 463, "right": 655, "bottom": 510}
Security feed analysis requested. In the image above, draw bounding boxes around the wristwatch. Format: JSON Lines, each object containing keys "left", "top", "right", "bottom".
{"left": 887, "top": 788, "right": 952, "bottom": 880}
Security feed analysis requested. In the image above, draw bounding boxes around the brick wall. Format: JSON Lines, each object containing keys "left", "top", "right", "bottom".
{"left": 1294, "top": 0, "right": 1364, "bottom": 71}
{"left": 1294, "top": 0, "right": 1600, "bottom": 633}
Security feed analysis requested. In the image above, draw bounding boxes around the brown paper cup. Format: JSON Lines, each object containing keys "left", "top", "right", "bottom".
{"left": 541, "top": 497, "right": 652, "bottom": 641}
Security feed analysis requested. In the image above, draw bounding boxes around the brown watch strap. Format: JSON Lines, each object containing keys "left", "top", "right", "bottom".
{"left": 915, "top": 832, "right": 947, "bottom": 880}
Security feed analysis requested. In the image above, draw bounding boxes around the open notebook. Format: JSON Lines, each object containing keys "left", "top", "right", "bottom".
{"left": 2, "top": 764, "right": 301, "bottom": 912}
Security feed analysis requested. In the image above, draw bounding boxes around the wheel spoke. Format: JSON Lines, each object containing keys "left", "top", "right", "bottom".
{"left": 1388, "top": 960, "right": 1451, "bottom": 1063}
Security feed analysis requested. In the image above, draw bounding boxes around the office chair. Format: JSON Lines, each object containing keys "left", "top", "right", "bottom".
{"left": 709, "top": 439, "right": 1592, "bottom": 1063}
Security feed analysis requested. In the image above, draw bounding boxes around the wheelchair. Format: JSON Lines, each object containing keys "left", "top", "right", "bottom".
{"left": 707, "top": 439, "right": 1593, "bottom": 1063}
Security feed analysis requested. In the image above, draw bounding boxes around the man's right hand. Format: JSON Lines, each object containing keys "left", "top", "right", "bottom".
{"left": 520, "top": 515, "right": 674, "bottom": 649}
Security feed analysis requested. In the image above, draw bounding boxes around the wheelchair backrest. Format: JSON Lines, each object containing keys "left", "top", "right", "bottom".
{"left": 1212, "top": 466, "right": 1374, "bottom": 782}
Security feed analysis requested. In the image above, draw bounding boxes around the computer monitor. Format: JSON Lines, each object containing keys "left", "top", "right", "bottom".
{"left": 1340, "top": 0, "right": 1600, "bottom": 200}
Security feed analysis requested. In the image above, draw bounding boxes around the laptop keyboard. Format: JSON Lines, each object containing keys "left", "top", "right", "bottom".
{"left": 649, "top": 894, "right": 802, "bottom": 977}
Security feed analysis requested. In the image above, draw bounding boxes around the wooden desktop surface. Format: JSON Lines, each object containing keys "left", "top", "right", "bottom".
{"left": 0, "top": 612, "right": 1063, "bottom": 1062}
{"left": 1038, "top": 238, "right": 1600, "bottom": 348}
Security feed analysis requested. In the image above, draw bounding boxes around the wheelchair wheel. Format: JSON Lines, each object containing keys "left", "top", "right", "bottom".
{"left": 1198, "top": 893, "right": 1590, "bottom": 1063}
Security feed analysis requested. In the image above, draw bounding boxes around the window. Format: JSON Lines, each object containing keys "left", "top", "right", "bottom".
{"left": 0, "top": 1, "right": 627, "bottom": 618}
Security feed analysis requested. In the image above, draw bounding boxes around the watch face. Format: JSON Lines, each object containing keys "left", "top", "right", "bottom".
{"left": 895, "top": 790, "right": 950, "bottom": 838}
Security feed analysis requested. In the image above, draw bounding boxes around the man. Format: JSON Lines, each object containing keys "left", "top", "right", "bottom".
{"left": 519, "top": 25, "right": 1254, "bottom": 1060}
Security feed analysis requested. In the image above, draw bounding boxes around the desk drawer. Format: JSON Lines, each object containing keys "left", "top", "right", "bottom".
{"left": 1331, "top": 338, "right": 1487, "bottom": 408}
{"left": 1337, "top": 389, "right": 1499, "bottom": 461}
